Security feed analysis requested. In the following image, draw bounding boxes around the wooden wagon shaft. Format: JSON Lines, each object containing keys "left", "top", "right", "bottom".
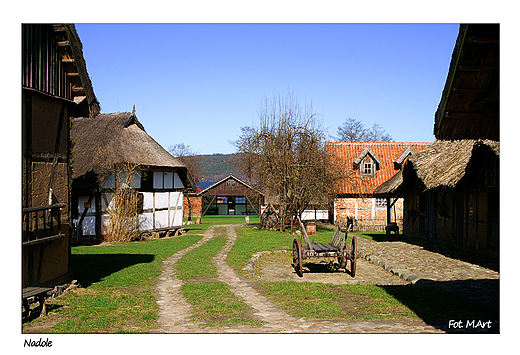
{"left": 302, "top": 249, "right": 349, "bottom": 258}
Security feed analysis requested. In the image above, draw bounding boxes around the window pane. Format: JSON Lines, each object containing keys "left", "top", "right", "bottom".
{"left": 153, "top": 171, "right": 163, "bottom": 189}
{"left": 235, "top": 197, "right": 246, "bottom": 204}
{"left": 174, "top": 172, "right": 185, "bottom": 189}
{"left": 164, "top": 172, "right": 173, "bottom": 189}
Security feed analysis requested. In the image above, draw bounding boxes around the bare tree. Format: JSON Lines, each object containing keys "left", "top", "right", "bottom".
{"left": 168, "top": 143, "right": 203, "bottom": 184}
{"left": 94, "top": 145, "right": 142, "bottom": 242}
{"left": 169, "top": 143, "right": 203, "bottom": 221}
{"left": 234, "top": 92, "right": 344, "bottom": 232}
{"left": 336, "top": 118, "right": 394, "bottom": 142}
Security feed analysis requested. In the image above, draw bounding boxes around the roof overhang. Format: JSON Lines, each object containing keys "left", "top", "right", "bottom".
{"left": 434, "top": 24, "right": 499, "bottom": 141}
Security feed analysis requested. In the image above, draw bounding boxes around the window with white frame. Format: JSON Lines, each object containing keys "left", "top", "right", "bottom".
{"left": 376, "top": 198, "right": 387, "bottom": 207}
{"left": 360, "top": 156, "right": 375, "bottom": 177}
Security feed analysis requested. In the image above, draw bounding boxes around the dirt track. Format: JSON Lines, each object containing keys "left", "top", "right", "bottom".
{"left": 251, "top": 250, "right": 410, "bottom": 285}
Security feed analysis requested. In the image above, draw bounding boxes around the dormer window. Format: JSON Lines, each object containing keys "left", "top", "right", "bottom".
{"left": 363, "top": 161, "right": 373, "bottom": 176}
{"left": 394, "top": 146, "right": 416, "bottom": 170}
{"left": 354, "top": 147, "right": 381, "bottom": 178}
{"left": 361, "top": 156, "right": 375, "bottom": 177}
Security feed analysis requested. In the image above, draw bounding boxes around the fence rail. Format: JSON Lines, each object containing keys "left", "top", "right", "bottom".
{"left": 22, "top": 203, "right": 66, "bottom": 245}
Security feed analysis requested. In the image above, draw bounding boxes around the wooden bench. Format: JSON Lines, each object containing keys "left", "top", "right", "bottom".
{"left": 22, "top": 286, "right": 54, "bottom": 318}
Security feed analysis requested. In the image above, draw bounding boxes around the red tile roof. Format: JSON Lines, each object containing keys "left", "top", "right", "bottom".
{"left": 326, "top": 142, "right": 432, "bottom": 195}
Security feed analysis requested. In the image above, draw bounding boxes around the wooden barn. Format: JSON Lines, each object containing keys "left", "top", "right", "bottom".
{"left": 197, "top": 175, "right": 264, "bottom": 216}
{"left": 375, "top": 24, "right": 499, "bottom": 255}
{"left": 22, "top": 24, "right": 100, "bottom": 311}
{"left": 70, "top": 111, "right": 195, "bottom": 243}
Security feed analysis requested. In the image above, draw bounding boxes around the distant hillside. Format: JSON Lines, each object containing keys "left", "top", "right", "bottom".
{"left": 197, "top": 153, "right": 247, "bottom": 183}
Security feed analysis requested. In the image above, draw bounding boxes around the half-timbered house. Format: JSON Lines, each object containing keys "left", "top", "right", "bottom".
{"left": 327, "top": 142, "right": 431, "bottom": 231}
{"left": 70, "top": 111, "right": 195, "bottom": 243}
{"left": 22, "top": 24, "right": 100, "bottom": 312}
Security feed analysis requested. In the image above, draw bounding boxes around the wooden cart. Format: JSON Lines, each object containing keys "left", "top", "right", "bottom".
{"left": 292, "top": 217, "right": 357, "bottom": 277}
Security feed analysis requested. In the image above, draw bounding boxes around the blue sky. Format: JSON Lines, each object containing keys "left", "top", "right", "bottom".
{"left": 76, "top": 23, "right": 459, "bottom": 154}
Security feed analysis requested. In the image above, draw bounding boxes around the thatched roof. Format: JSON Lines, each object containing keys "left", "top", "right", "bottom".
{"left": 434, "top": 24, "right": 499, "bottom": 140}
{"left": 71, "top": 112, "right": 194, "bottom": 189}
{"left": 373, "top": 170, "right": 404, "bottom": 196}
{"left": 404, "top": 139, "right": 499, "bottom": 191}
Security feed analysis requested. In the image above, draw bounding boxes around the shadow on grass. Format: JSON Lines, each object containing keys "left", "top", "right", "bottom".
{"left": 71, "top": 254, "right": 155, "bottom": 288}
{"left": 381, "top": 279, "right": 499, "bottom": 333}
{"left": 22, "top": 303, "right": 64, "bottom": 324}
{"left": 361, "top": 233, "right": 499, "bottom": 272}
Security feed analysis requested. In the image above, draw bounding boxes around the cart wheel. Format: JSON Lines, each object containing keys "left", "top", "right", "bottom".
{"left": 292, "top": 239, "right": 303, "bottom": 277}
{"left": 350, "top": 235, "right": 357, "bottom": 277}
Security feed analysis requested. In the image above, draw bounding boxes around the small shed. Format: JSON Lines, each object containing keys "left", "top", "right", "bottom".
{"left": 196, "top": 175, "right": 264, "bottom": 216}
{"left": 71, "top": 111, "right": 195, "bottom": 243}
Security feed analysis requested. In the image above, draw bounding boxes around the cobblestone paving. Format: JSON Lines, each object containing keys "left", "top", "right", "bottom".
{"left": 153, "top": 225, "right": 446, "bottom": 333}
{"left": 355, "top": 236, "right": 499, "bottom": 308}
{"left": 151, "top": 231, "right": 214, "bottom": 333}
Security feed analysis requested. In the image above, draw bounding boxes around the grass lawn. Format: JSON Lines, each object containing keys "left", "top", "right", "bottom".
{"left": 176, "top": 228, "right": 226, "bottom": 279}
{"left": 181, "top": 282, "right": 266, "bottom": 327}
{"left": 23, "top": 217, "right": 497, "bottom": 333}
{"left": 23, "top": 233, "right": 202, "bottom": 333}
{"left": 258, "top": 281, "right": 498, "bottom": 324}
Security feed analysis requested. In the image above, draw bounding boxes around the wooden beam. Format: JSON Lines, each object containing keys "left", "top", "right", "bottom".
{"left": 445, "top": 112, "right": 484, "bottom": 119}
{"left": 57, "top": 40, "right": 70, "bottom": 47}
{"left": 451, "top": 87, "right": 490, "bottom": 93}
{"left": 61, "top": 58, "right": 75, "bottom": 63}
{"left": 72, "top": 86, "right": 85, "bottom": 94}
{"left": 66, "top": 72, "right": 79, "bottom": 77}
{"left": 471, "top": 93, "right": 499, "bottom": 107}
{"left": 465, "top": 36, "right": 499, "bottom": 44}
{"left": 458, "top": 65, "right": 498, "bottom": 72}
{"left": 202, "top": 196, "right": 216, "bottom": 216}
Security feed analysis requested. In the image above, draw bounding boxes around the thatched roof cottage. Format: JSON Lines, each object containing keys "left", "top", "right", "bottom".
{"left": 375, "top": 24, "right": 499, "bottom": 254}
{"left": 71, "top": 111, "right": 195, "bottom": 243}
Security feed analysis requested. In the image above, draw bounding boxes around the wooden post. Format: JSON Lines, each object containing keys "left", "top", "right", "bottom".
{"left": 386, "top": 197, "right": 391, "bottom": 224}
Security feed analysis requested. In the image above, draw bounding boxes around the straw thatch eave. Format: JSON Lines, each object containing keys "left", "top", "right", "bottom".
{"left": 404, "top": 139, "right": 499, "bottom": 191}
{"left": 434, "top": 24, "right": 499, "bottom": 141}
{"left": 373, "top": 170, "right": 403, "bottom": 196}
{"left": 71, "top": 112, "right": 190, "bottom": 189}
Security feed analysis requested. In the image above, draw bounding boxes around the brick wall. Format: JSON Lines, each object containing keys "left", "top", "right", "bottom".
{"left": 335, "top": 197, "right": 404, "bottom": 232}
{"left": 183, "top": 194, "right": 202, "bottom": 219}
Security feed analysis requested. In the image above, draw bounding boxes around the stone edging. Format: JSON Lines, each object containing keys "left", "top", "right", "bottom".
{"left": 243, "top": 250, "right": 288, "bottom": 275}
{"left": 243, "top": 249, "right": 423, "bottom": 285}
{"left": 357, "top": 250, "right": 422, "bottom": 284}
